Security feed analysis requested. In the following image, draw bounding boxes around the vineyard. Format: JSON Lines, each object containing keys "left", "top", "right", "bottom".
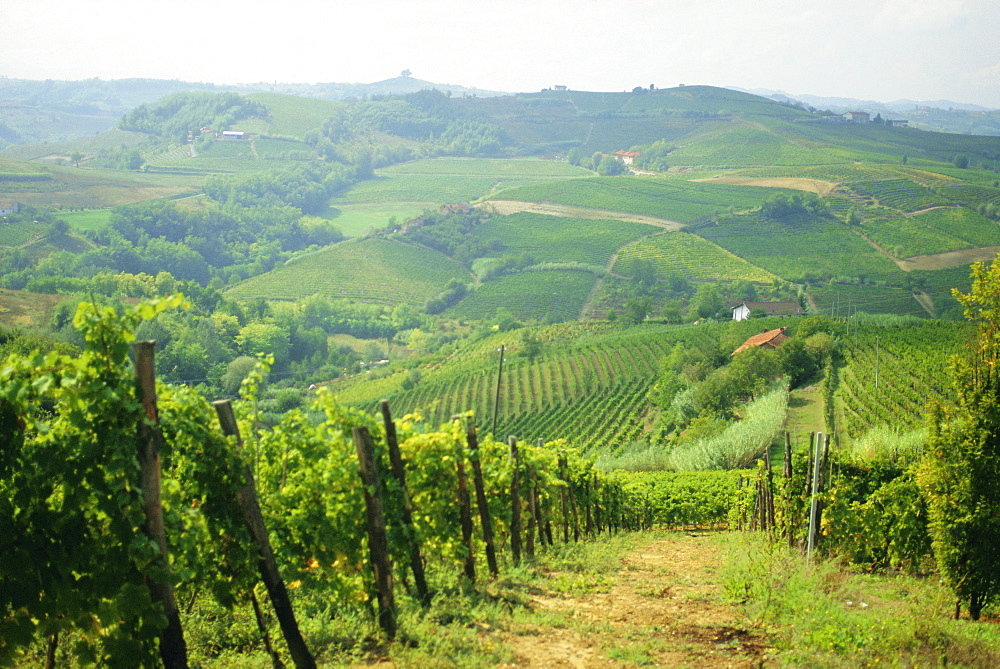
{"left": 491, "top": 176, "right": 787, "bottom": 223}
{"left": 613, "top": 231, "right": 778, "bottom": 283}
{"left": 443, "top": 270, "right": 597, "bottom": 322}
{"left": 845, "top": 178, "right": 952, "bottom": 212}
{"left": 224, "top": 238, "right": 472, "bottom": 305}
{"left": 334, "top": 322, "right": 727, "bottom": 454}
{"left": 696, "top": 211, "right": 903, "bottom": 283}
{"left": 332, "top": 173, "right": 500, "bottom": 206}
{"left": 833, "top": 319, "right": 970, "bottom": 439}
{"left": 0, "top": 297, "right": 746, "bottom": 667}
{"left": 468, "top": 211, "right": 655, "bottom": 266}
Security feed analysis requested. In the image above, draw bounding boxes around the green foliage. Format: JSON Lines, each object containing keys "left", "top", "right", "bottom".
{"left": 918, "top": 256, "right": 1000, "bottom": 619}
{"left": 118, "top": 92, "right": 268, "bottom": 143}
{"left": 615, "top": 232, "right": 777, "bottom": 284}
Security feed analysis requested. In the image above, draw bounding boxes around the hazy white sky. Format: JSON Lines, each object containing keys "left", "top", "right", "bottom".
{"left": 4, "top": 0, "right": 999, "bottom": 107}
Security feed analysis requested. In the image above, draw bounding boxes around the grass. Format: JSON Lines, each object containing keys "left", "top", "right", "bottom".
{"left": 722, "top": 532, "right": 1000, "bottom": 667}
{"left": 321, "top": 202, "right": 434, "bottom": 237}
{"left": 57, "top": 208, "right": 113, "bottom": 232}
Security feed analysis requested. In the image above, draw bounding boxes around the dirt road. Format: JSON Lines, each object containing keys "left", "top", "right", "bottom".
{"left": 501, "top": 532, "right": 770, "bottom": 668}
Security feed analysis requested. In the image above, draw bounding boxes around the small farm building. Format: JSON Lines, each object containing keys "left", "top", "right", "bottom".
{"left": 732, "top": 326, "right": 791, "bottom": 356}
{"left": 731, "top": 301, "right": 804, "bottom": 322}
{"left": 843, "top": 111, "right": 870, "bottom": 123}
{"left": 614, "top": 150, "right": 641, "bottom": 165}
{"left": 440, "top": 202, "right": 473, "bottom": 215}
{"left": 0, "top": 200, "right": 21, "bottom": 216}
{"left": 221, "top": 131, "right": 246, "bottom": 140}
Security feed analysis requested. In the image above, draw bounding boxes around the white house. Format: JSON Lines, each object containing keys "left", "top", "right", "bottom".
{"left": 732, "top": 301, "right": 804, "bottom": 322}
{"left": 0, "top": 199, "right": 21, "bottom": 216}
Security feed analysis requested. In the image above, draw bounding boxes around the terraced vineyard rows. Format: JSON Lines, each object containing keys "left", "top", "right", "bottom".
{"left": 696, "top": 211, "right": 902, "bottom": 282}
{"left": 835, "top": 321, "right": 969, "bottom": 438}
{"left": 845, "top": 178, "right": 951, "bottom": 212}
{"left": 225, "top": 238, "right": 472, "bottom": 305}
{"left": 492, "top": 177, "right": 788, "bottom": 223}
{"left": 614, "top": 231, "right": 777, "bottom": 282}
{"left": 338, "top": 323, "right": 726, "bottom": 453}
{"left": 444, "top": 270, "right": 597, "bottom": 322}
{"left": 469, "top": 212, "right": 655, "bottom": 265}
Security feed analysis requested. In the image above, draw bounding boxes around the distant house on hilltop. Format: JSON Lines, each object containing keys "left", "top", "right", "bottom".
{"left": 731, "top": 301, "right": 804, "bottom": 322}
{"left": 843, "top": 111, "right": 870, "bottom": 123}
{"left": 732, "top": 326, "right": 791, "bottom": 356}
{"left": 554, "top": 85, "right": 568, "bottom": 91}
{"left": 614, "top": 150, "right": 641, "bottom": 165}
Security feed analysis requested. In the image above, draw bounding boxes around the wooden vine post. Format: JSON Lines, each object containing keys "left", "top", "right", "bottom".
{"left": 133, "top": 342, "right": 188, "bottom": 669}
{"left": 455, "top": 436, "right": 477, "bottom": 581}
{"left": 380, "top": 400, "right": 430, "bottom": 604}
{"left": 352, "top": 426, "right": 397, "bottom": 640}
{"left": 464, "top": 419, "right": 499, "bottom": 577}
{"left": 509, "top": 436, "right": 522, "bottom": 566}
{"left": 213, "top": 400, "right": 316, "bottom": 669}
{"left": 558, "top": 454, "right": 570, "bottom": 543}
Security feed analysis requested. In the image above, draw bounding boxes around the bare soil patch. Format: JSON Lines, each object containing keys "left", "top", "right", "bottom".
{"left": 900, "top": 245, "right": 1000, "bottom": 271}
{"left": 692, "top": 176, "right": 837, "bottom": 197}
{"left": 478, "top": 200, "right": 685, "bottom": 230}
{"left": 501, "top": 532, "right": 770, "bottom": 667}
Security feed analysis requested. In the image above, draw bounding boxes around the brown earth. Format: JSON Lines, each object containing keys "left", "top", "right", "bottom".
{"left": 899, "top": 245, "right": 1000, "bottom": 271}
{"left": 500, "top": 532, "right": 770, "bottom": 668}
{"left": 477, "top": 200, "right": 685, "bottom": 230}
{"left": 691, "top": 176, "right": 838, "bottom": 197}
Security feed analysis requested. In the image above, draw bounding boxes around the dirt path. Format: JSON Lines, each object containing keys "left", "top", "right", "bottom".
{"left": 692, "top": 176, "right": 838, "bottom": 197}
{"left": 478, "top": 200, "right": 685, "bottom": 230}
{"left": 501, "top": 533, "right": 769, "bottom": 668}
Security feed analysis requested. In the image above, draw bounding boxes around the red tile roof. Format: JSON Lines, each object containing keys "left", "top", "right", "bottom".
{"left": 732, "top": 327, "right": 791, "bottom": 356}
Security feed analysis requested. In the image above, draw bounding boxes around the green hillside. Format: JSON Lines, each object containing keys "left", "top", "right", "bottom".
{"left": 224, "top": 237, "right": 472, "bottom": 306}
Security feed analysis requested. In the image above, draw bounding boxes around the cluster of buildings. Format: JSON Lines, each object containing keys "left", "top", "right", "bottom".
{"left": 831, "top": 111, "right": 908, "bottom": 127}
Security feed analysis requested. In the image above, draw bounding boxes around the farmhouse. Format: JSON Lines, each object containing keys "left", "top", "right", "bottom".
{"left": 0, "top": 200, "right": 21, "bottom": 216}
{"left": 731, "top": 301, "right": 804, "bottom": 322}
{"left": 221, "top": 130, "right": 246, "bottom": 140}
{"left": 440, "top": 202, "right": 473, "bottom": 215}
{"left": 843, "top": 111, "right": 870, "bottom": 123}
{"left": 614, "top": 150, "right": 641, "bottom": 165}
{"left": 554, "top": 85, "right": 568, "bottom": 91}
{"left": 732, "top": 326, "right": 791, "bottom": 356}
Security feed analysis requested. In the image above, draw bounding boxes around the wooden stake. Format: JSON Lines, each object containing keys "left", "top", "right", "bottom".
{"left": 509, "top": 436, "right": 522, "bottom": 566}
{"left": 464, "top": 419, "right": 499, "bottom": 577}
{"left": 133, "top": 341, "right": 188, "bottom": 669}
{"left": 352, "top": 426, "right": 397, "bottom": 640}
{"left": 213, "top": 400, "right": 315, "bottom": 668}
{"left": 455, "top": 440, "right": 477, "bottom": 581}
{"left": 380, "top": 400, "right": 430, "bottom": 604}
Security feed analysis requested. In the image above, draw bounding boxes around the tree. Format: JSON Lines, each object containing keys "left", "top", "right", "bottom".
{"left": 621, "top": 296, "right": 653, "bottom": 325}
{"left": 918, "top": 256, "right": 1000, "bottom": 620}
{"left": 70, "top": 151, "right": 84, "bottom": 167}
{"left": 597, "top": 154, "right": 627, "bottom": 176}
{"left": 953, "top": 154, "right": 969, "bottom": 169}
{"left": 401, "top": 69, "right": 412, "bottom": 78}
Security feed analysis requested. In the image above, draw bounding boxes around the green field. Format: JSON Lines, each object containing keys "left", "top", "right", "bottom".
{"left": 614, "top": 231, "right": 778, "bottom": 282}
{"left": 58, "top": 208, "right": 114, "bottom": 232}
{"left": 492, "top": 176, "right": 789, "bottom": 222}
{"left": 470, "top": 212, "right": 655, "bottom": 265}
{"left": 333, "top": 173, "right": 499, "bottom": 205}
{"left": 324, "top": 202, "right": 433, "bottom": 237}
{"left": 0, "top": 220, "right": 45, "bottom": 247}
{"left": 245, "top": 93, "right": 342, "bottom": 139}
{"left": 225, "top": 238, "right": 472, "bottom": 306}
{"left": 384, "top": 157, "right": 593, "bottom": 178}
{"left": 445, "top": 270, "right": 597, "bottom": 323}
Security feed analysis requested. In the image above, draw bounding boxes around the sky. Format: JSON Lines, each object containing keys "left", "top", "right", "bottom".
{"left": 3, "top": 0, "right": 1000, "bottom": 108}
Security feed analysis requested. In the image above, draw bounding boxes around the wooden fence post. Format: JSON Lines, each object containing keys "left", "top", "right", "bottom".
{"left": 509, "top": 436, "right": 522, "bottom": 566}
{"left": 380, "top": 400, "right": 430, "bottom": 605}
{"left": 133, "top": 342, "right": 188, "bottom": 669}
{"left": 464, "top": 419, "right": 499, "bottom": 577}
{"left": 352, "top": 427, "right": 397, "bottom": 640}
{"left": 213, "top": 400, "right": 316, "bottom": 669}
{"left": 558, "top": 454, "right": 570, "bottom": 543}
